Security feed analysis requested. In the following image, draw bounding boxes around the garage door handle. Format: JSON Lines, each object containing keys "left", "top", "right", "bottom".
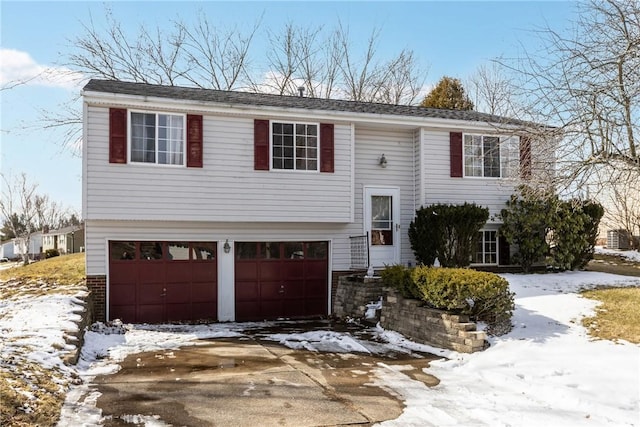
{"left": 160, "top": 288, "right": 166, "bottom": 297}
{"left": 278, "top": 285, "right": 285, "bottom": 294}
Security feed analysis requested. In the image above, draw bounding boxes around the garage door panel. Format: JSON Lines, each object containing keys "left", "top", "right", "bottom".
{"left": 284, "top": 282, "right": 305, "bottom": 298}
{"left": 236, "top": 301, "right": 260, "bottom": 321}
{"left": 305, "top": 298, "right": 326, "bottom": 316}
{"left": 260, "top": 282, "right": 284, "bottom": 300}
{"left": 138, "top": 264, "right": 166, "bottom": 284}
{"left": 235, "top": 241, "right": 328, "bottom": 321}
{"left": 166, "top": 264, "right": 192, "bottom": 282}
{"left": 191, "top": 263, "right": 216, "bottom": 283}
{"left": 191, "top": 302, "right": 217, "bottom": 321}
{"left": 282, "top": 262, "right": 304, "bottom": 278}
{"left": 305, "top": 279, "right": 327, "bottom": 298}
{"left": 258, "top": 263, "right": 282, "bottom": 281}
{"left": 166, "top": 303, "right": 192, "bottom": 322}
{"left": 192, "top": 282, "right": 217, "bottom": 302}
{"left": 235, "top": 262, "right": 258, "bottom": 281}
{"left": 260, "top": 300, "right": 283, "bottom": 319}
{"left": 137, "top": 304, "right": 164, "bottom": 324}
{"left": 304, "top": 261, "right": 327, "bottom": 278}
{"left": 109, "top": 240, "right": 217, "bottom": 324}
{"left": 110, "top": 263, "right": 137, "bottom": 283}
{"left": 235, "top": 282, "right": 259, "bottom": 300}
{"left": 165, "top": 283, "right": 191, "bottom": 303}
{"left": 110, "top": 305, "right": 136, "bottom": 323}
{"left": 110, "top": 284, "right": 135, "bottom": 305}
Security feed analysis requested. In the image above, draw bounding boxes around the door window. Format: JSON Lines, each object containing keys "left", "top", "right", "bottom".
{"left": 371, "top": 195, "right": 393, "bottom": 246}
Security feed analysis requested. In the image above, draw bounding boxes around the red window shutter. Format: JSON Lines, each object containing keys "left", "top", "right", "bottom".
{"left": 320, "top": 123, "right": 334, "bottom": 173}
{"left": 186, "top": 115, "right": 203, "bottom": 168}
{"left": 520, "top": 136, "right": 532, "bottom": 179}
{"left": 109, "top": 108, "right": 127, "bottom": 164}
{"left": 254, "top": 119, "right": 270, "bottom": 170}
{"left": 450, "top": 132, "right": 463, "bottom": 177}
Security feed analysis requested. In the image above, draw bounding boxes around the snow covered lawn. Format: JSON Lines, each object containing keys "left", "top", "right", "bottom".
{"left": 2, "top": 270, "right": 639, "bottom": 426}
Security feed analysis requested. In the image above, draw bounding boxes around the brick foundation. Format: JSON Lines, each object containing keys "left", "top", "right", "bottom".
{"left": 86, "top": 275, "right": 107, "bottom": 322}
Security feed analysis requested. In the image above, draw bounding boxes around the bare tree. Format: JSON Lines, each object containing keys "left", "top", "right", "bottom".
{"left": 507, "top": 0, "right": 640, "bottom": 196}
{"left": 467, "top": 61, "right": 518, "bottom": 116}
{"left": 258, "top": 22, "right": 427, "bottom": 104}
{"left": 0, "top": 173, "right": 70, "bottom": 263}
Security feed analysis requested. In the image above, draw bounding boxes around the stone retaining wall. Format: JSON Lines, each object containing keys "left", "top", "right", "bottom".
{"left": 332, "top": 275, "right": 487, "bottom": 353}
{"left": 332, "top": 275, "right": 386, "bottom": 319}
{"left": 380, "top": 289, "right": 487, "bottom": 353}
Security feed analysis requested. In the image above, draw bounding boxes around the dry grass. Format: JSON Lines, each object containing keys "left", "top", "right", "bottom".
{"left": 581, "top": 287, "right": 640, "bottom": 344}
{"left": 0, "top": 253, "right": 86, "bottom": 426}
{"left": 0, "top": 254, "right": 85, "bottom": 299}
{"left": 0, "top": 364, "right": 67, "bottom": 427}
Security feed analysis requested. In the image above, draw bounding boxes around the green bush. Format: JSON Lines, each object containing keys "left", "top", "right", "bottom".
{"left": 380, "top": 264, "right": 420, "bottom": 299}
{"left": 411, "top": 266, "right": 515, "bottom": 335}
{"left": 551, "top": 199, "right": 604, "bottom": 270}
{"left": 44, "top": 249, "right": 60, "bottom": 259}
{"left": 409, "top": 203, "right": 489, "bottom": 267}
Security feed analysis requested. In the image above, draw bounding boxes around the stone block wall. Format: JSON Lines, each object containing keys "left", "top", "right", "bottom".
{"left": 333, "top": 275, "right": 386, "bottom": 319}
{"left": 380, "top": 288, "right": 487, "bottom": 353}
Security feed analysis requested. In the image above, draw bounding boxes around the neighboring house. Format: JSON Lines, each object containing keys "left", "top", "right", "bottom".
{"left": 1, "top": 240, "right": 15, "bottom": 260}
{"left": 82, "top": 79, "right": 539, "bottom": 324}
{"left": 42, "top": 226, "right": 85, "bottom": 254}
{"left": 13, "top": 232, "right": 43, "bottom": 260}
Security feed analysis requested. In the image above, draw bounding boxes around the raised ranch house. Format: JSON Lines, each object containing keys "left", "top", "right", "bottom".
{"left": 42, "top": 225, "right": 85, "bottom": 255}
{"left": 82, "top": 79, "right": 537, "bottom": 324}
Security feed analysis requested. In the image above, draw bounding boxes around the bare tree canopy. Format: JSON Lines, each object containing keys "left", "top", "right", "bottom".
{"left": 467, "top": 62, "right": 518, "bottom": 117}
{"left": 509, "top": 0, "right": 640, "bottom": 193}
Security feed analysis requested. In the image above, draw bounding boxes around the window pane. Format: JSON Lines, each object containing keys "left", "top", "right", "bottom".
{"left": 192, "top": 242, "right": 216, "bottom": 260}
{"left": 372, "top": 196, "right": 391, "bottom": 222}
{"left": 140, "top": 242, "right": 164, "bottom": 260}
{"left": 168, "top": 242, "right": 190, "bottom": 260}
{"left": 483, "top": 136, "right": 501, "bottom": 177}
{"left": 261, "top": 242, "right": 281, "bottom": 259}
{"left": 236, "top": 242, "right": 258, "bottom": 259}
{"left": 284, "top": 242, "right": 304, "bottom": 259}
{"left": 306, "top": 242, "right": 327, "bottom": 259}
{"left": 110, "top": 241, "right": 136, "bottom": 260}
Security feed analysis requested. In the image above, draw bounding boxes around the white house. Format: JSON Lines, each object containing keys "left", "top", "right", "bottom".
{"left": 13, "top": 232, "right": 43, "bottom": 260}
{"left": 82, "top": 79, "right": 537, "bottom": 324}
{"left": 42, "top": 225, "right": 85, "bottom": 255}
{"left": 0, "top": 240, "right": 15, "bottom": 260}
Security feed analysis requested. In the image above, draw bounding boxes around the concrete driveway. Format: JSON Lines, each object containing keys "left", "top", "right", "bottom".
{"left": 92, "top": 322, "right": 439, "bottom": 426}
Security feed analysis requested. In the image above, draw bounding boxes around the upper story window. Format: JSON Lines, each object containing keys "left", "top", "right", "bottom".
{"left": 130, "top": 112, "right": 185, "bottom": 165}
{"left": 272, "top": 122, "right": 318, "bottom": 171}
{"left": 463, "top": 134, "right": 518, "bottom": 178}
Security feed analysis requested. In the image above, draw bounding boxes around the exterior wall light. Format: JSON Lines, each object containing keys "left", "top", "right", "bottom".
{"left": 379, "top": 154, "right": 387, "bottom": 168}
{"left": 223, "top": 239, "right": 231, "bottom": 253}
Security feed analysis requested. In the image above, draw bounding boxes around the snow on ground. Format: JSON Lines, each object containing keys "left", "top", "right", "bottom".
{"left": 595, "top": 246, "right": 640, "bottom": 262}
{"left": 3, "top": 269, "right": 639, "bottom": 426}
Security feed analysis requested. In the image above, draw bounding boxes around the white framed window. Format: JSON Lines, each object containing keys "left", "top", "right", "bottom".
{"left": 474, "top": 230, "right": 498, "bottom": 265}
{"left": 130, "top": 111, "right": 185, "bottom": 165}
{"left": 271, "top": 121, "right": 319, "bottom": 171}
{"left": 464, "top": 134, "right": 518, "bottom": 178}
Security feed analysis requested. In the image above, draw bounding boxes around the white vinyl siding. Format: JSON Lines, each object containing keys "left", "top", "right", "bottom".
{"left": 350, "top": 126, "right": 417, "bottom": 267}
{"left": 421, "top": 129, "right": 517, "bottom": 219}
{"left": 85, "top": 107, "right": 352, "bottom": 222}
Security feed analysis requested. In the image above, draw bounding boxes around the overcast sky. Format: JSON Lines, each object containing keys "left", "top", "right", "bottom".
{"left": 0, "top": 1, "right": 576, "bottom": 213}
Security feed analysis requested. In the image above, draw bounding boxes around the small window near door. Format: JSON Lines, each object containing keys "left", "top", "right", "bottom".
{"left": 306, "top": 242, "right": 328, "bottom": 259}
{"left": 371, "top": 195, "right": 393, "bottom": 246}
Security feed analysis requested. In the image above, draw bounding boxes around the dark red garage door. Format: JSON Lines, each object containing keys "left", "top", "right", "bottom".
{"left": 109, "top": 241, "right": 217, "bottom": 324}
{"left": 235, "top": 241, "right": 329, "bottom": 321}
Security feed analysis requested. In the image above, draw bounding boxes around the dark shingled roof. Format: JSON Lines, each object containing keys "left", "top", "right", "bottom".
{"left": 83, "top": 79, "right": 525, "bottom": 125}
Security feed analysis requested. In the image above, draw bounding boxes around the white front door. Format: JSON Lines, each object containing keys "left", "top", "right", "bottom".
{"left": 364, "top": 187, "right": 401, "bottom": 267}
